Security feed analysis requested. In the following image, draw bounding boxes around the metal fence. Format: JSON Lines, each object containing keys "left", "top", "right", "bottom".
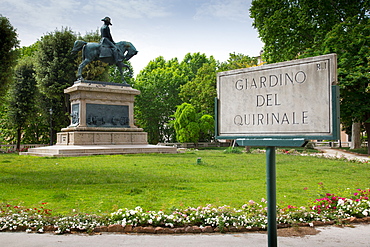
{"left": 314, "top": 141, "right": 368, "bottom": 148}
{"left": 0, "top": 144, "right": 48, "bottom": 152}
{"left": 157, "top": 142, "right": 231, "bottom": 148}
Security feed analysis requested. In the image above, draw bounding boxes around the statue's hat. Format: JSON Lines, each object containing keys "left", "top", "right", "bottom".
{"left": 101, "top": 17, "right": 112, "bottom": 25}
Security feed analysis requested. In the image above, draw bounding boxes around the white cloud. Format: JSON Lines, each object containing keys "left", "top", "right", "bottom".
{"left": 194, "top": 0, "right": 251, "bottom": 22}
{"left": 80, "top": 0, "right": 172, "bottom": 19}
{"left": 1, "top": 0, "right": 171, "bottom": 31}
{"left": 1, "top": 0, "right": 175, "bottom": 46}
{"left": 1, "top": 0, "right": 81, "bottom": 31}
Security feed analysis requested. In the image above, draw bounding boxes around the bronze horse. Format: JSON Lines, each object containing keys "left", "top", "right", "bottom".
{"left": 71, "top": 40, "right": 138, "bottom": 83}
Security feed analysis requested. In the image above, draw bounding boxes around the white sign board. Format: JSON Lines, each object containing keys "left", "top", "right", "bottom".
{"left": 217, "top": 54, "right": 338, "bottom": 139}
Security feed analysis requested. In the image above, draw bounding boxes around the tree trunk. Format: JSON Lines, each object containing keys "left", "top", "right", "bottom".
{"left": 16, "top": 127, "right": 21, "bottom": 151}
{"left": 350, "top": 122, "right": 361, "bottom": 149}
{"left": 364, "top": 122, "right": 370, "bottom": 155}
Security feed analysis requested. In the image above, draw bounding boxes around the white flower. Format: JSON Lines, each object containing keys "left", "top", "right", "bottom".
{"left": 165, "top": 223, "right": 174, "bottom": 228}
{"left": 337, "top": 199, "right": 345, "bottom": 206}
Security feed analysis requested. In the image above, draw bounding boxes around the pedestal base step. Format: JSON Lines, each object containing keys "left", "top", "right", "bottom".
{"left": 20, "top": 144, "right": 177, "bottom": 157}
{"left": 57, "top": 131, "right": 148, "bottom": 145}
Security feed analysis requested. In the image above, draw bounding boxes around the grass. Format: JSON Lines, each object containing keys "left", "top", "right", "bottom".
{"left": 0, "top": 149, "right": 369, "bottom": 215}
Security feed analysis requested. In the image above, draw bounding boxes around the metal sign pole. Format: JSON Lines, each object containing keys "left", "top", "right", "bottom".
{"left": 216, "top": 54, "right": 339, "bottom": 247}
{"left": 266, "top": 146, "right": 277, "bottom": 247}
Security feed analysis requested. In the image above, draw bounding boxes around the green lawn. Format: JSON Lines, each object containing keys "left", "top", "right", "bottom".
{"left": 0, "top": 150, "right": 369, "bottom": 215}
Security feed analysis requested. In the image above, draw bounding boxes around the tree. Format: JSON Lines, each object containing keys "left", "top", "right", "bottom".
{"left": 34, "top": 28, "right": 77, "bottom": 144}
{"left": 250, "top": 0, "right": 369, "bottom": 63}
{"left": 199, "top": 114, "right": 215, "bottom": 142}
{"left": 18, "top": 42, "right": 39, "bottom": 57}
{"left": 0, "top": 43, "right": 49, "bottom": 146}
{"left": 0, "top": 15, "right": 19, "bottom": 99}
{"left": 172, "top": 103, "right": 215, "bottom": 143}
{"left": 350, "top": 122, "right": 362, "bottom": 149}
{"left": 180, "top": 59, "right": 217, "bottom": 115}
{"left": 135, "top": 53, "right": 218, "bottom": 143}
{"left": 318, "top": 17, "right": 370, "bottom": 154}
{"left": 218, "top": 52, "right": 258, "bottom": 71}
{"left": 7, "top": 59, "right": 37, "bottom": 150}
{"left": 250, "top": 0, "right": 370, "bottom": 154}
{"left": 135, "top": 52, "right": 259, "bottom": 143}
{"left": 134, "top": 57, "right": 188, "bottom": 143}
{"left": 180, "top": 52, "right": 213, "bottom": 82}
{"left": 180, "top": 53, "right": 258, "bottom": 117}
{"left": 173, "top": 103, "right": 200, "bottom": 144}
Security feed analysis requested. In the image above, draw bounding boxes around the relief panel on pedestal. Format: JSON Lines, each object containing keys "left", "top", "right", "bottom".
{"left": 86, "top": 104, "right": 129, "bottom": 128}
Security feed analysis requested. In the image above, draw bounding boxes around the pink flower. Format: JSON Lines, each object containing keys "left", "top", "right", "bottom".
{"left": 303, "top": 187, "right": 308, "bottom": 190}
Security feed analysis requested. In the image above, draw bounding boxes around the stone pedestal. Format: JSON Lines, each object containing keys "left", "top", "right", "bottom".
{"left": 21, "top": 80, "right": 177, "bottom": 157}
{"left": 63, "top": 80, "right": 139, "bottom": 129}
{"left": 57, "top": 80, "right": 147, "bottom": 146}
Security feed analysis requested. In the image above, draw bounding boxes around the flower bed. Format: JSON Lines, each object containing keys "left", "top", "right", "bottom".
{"left": 1, "top": 189, "right": 369, "bottom": 234}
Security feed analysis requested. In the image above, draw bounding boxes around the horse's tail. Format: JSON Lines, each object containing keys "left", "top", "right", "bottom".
{"left": 71, "top": 40, "right": 87, "bottom": 53}
{"left": 82, "top": 44, "right": 87, "bottom": 60}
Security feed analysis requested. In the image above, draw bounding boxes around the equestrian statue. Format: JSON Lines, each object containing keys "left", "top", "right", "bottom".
{"left": 72, "top": 17, "right": 138, "bottom": 85}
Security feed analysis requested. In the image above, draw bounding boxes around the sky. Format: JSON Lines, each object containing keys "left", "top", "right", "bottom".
{"left": 1, "top": 0, "right": 264, "bottom": 75}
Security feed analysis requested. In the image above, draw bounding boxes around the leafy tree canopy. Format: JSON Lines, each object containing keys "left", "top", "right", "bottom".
{"left": 317, "top": 17, "right": 370, "bottom": 153}
{"left": 173, "top": 103, "right": 200, "bottom": 144}
{"left": 180, "top": 52, "right": 214, "bottom": 82}
{"left": 218, "top": 52, "right": 258, "bottom": 71}
{"left": 34, "top": 27, "right": 77, "bottom": 140}
{"left": 0, "top": 15, "right": 19, "bottom": 99}
{"left": 250, "top": 0, "right": 369, "bottom": 63}
{"left": 17, "top": 42, "right": 39, "bottom": 58}
{"left": 134, "top": 56, "right": 187, "bottom": 143}
{"left": 199, "top": 114, "right": 215, "bottom": 142}
{"left": 250, "top": 0, "right": 370, "bottom": 153}
{"left": 180, "top": 58, "right": 217, "bottom": 115}
{"left": 35, "top": 27, "right": 77, "bottom": 98}
{"left": 8, "top": 58, "right": 38, "bottom": 149}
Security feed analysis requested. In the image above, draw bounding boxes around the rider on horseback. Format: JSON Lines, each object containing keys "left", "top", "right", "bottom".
{"left": 100, "top": 17, "right": 121, "bottom": 63}
{"left": 72, "top": 17, "right": 138, "bottom": 83}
